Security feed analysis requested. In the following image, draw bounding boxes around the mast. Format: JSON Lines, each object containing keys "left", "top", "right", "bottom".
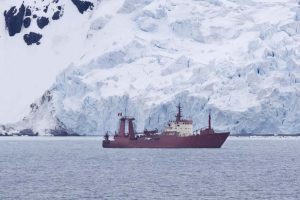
{"left": 208, "top": 111, "right": 211, "bottom": 130}
{"left": 176, "top": 103, "right": 182, "bottom": 122}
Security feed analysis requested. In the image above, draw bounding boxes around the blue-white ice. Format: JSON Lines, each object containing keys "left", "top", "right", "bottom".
{"left": 1, "top": 0, "right": 300, "bottom": 135}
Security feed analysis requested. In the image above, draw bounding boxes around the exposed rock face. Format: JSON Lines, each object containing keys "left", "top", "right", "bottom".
{"left": 23, "top": 17, "right": 31, "bottom": 28}
{"left": 18, "top": 129, "right": 37, "bottom": 136}
{"left": 37, "top": 16, "right": 49, "bottom": 29}
{"left": 2, "top": 0, "right": 94, "bottom": 45}
{"left": 4, "top": 4, "right": 25, "bottom": 36}
{"left": 52, "top": 10, "right": 61, "bottom": 20}
{"left": 23, "top": 32, "right": 42, "bottom": 45}
{"left": 71, "top": 0, "right": 94, "bottom": 14}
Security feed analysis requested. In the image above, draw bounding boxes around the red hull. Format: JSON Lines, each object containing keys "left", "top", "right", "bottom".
{"left": 103, "top": 132, "right": 230, "bottom": 148}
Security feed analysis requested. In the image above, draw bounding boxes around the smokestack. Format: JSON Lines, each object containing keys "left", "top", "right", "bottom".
{"left": 128, "top": 118, "right": 135, "bottom": 140}
{"left": 119, "top": 118, "right": 126, "bottom": 137}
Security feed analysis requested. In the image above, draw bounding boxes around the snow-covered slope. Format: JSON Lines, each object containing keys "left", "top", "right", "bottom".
{"left": 1, "top": 0, "right": 300, "bottom": 135}
{"left": 0, "top": 0, "right": 98, "bottom": 123}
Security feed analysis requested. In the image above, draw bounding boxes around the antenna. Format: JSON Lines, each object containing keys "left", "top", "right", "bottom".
{"left": 208, "top": 109, "right": 211, "bottom": 130}
{"left": 124, "top": 96, "right": 129, "bottom": 117}
{"left": 176, "top": 103, "right": 182, "bottom": 122}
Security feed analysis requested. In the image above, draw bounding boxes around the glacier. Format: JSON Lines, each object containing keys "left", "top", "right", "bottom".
{"left": 1, "top": 0, "right": 300, "bottom": 136}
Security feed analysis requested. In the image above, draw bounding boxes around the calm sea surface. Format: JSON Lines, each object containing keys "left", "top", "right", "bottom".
{"left": 0, "top": 137, "right": 299, "bottom": 200}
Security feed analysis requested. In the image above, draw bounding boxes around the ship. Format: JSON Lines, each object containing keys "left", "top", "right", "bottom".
{"left": 102, "top": 104, "right": 230, "bottom": 148}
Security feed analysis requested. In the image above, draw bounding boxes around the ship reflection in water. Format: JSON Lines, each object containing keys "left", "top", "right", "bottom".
{"left": 103, "top": 104, "right": 230, "bottom": 148}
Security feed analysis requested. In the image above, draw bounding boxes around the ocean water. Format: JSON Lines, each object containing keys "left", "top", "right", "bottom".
{"left": 0, "top": 137, "right": 299, "bottom": 200}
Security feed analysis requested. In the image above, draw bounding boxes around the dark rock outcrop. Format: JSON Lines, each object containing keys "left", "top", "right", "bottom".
{"left": 18, "top": 129, "right": 38, "bottom": 136}
{"left": 23, "top": 17, "right": 31, "bottom": 28}
{"left": 43, "top": 5, "right": 49, "bottom": 13}
{"left": 49, "top": 129, "right": 80, "bottom": 136}
{"left": 25, "top": 6, "right": 32, "bottom": 16}
{"left": 41, "top": 90, "right": 53, "bottom": 103}
{"left": 4, "top": 4, "right": 26, "bottom": 36}
{"left": 71, "top": 0, "right": 94, "bottom": 14}
{"left": 23, "top": 32, "right": 43, "bottom": 45}
{"left": 37, "top": 16, "right": 49, "bottom": 29}
{"left": 52, "top": 10, "right": 61, "bottom": 20}
{"left": 30, "top": 103, "right": 39, "bottom": 112}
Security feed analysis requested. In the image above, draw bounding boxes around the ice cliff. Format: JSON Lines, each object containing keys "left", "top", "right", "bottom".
{"left": 1, "top": 0, "right": 300, "bottom": 135}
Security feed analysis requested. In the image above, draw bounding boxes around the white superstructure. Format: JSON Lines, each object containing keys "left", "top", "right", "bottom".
{"left": 165, "top": 120, "right": 193, "bottom": 136}
{"left": 164, "top": 104, "right": 193, "bottom": 136}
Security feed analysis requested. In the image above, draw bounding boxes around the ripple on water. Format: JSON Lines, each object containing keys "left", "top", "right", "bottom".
{"left": 0, "top": 137, "right": 299, "bottom": 200}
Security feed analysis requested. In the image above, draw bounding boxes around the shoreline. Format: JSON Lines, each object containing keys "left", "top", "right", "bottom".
{"left": 0, "top": 135, "right": 300, "bottom": 138}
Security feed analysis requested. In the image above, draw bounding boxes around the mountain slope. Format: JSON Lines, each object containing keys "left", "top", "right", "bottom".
{"left": 1, "top": 0, "right": 300, "bottom": 135}
{"left": 0, "top": 0, "right": 98, "bottom": 123}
